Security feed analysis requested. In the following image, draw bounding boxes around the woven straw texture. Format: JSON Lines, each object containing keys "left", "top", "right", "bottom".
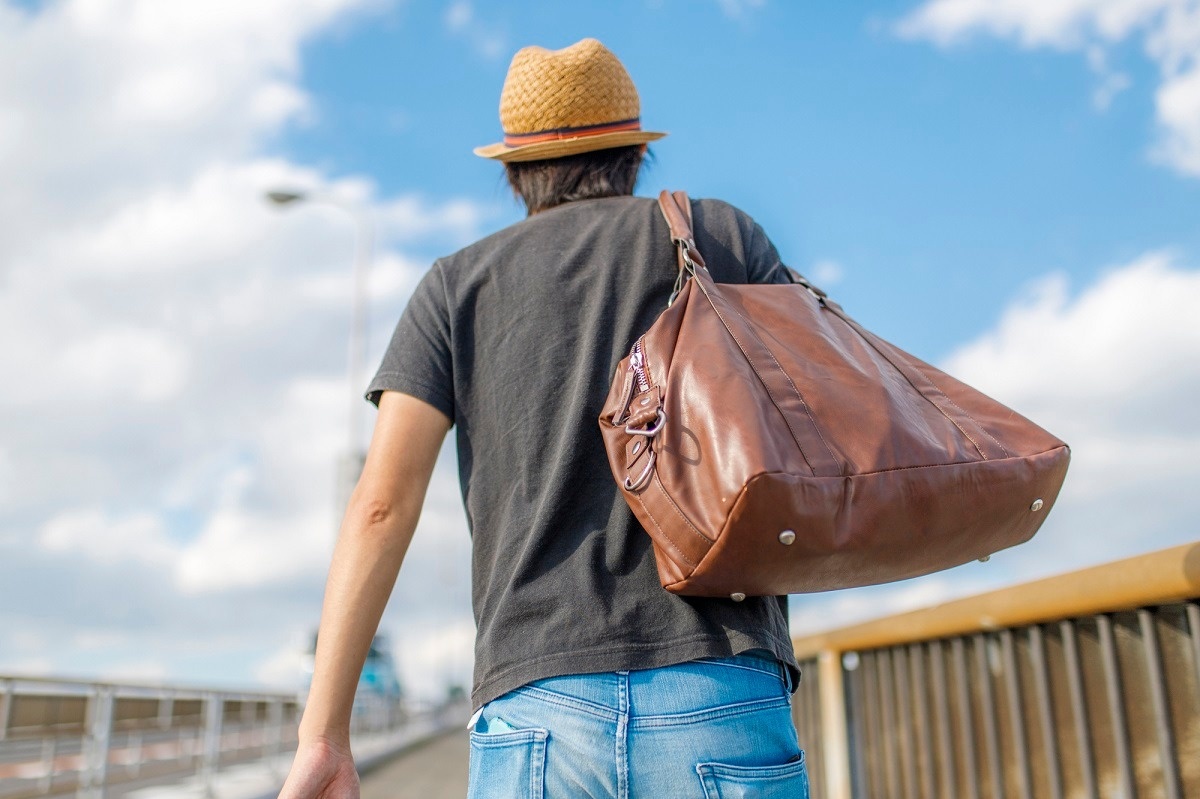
{"left": 474, "top": 38, "right": 666, "bottom": 162}
{"left": 500, "top": 39, "right": 639, "bottom": 134}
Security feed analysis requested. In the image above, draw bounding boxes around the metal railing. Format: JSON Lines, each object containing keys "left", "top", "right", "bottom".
{"left": 0, "top": 676, "right": 304, "bottom": 799}
{"left": 791, "top": 541, "right": 1200, "bottom": 799}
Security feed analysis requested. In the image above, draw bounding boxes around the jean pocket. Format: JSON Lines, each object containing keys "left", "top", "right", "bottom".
{"left": 696, "top": 752, "right": 809, "bottom": 799}
{"left": 467, "top": 727, "right": 549, "bottom": 799}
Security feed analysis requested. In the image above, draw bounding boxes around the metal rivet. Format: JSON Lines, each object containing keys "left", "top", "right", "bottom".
{"left": 730, "top": 592, "right": 746, "bottom": 602}
{"left": 1030, "top": 498, "right": 1044, "bottom": 512}
{"left": 978, "top": 554, "right": 991, "bottom": 563}
{"left": 778, "top": 530, "right": 796, "bottom": 546}
{"left": 639, "top": 397, "right": 651, "bottom": 406}
{"left": 632, "top": 440, "right": 642, "bottom": 455}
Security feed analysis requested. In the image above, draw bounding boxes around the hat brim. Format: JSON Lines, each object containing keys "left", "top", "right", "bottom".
{"left": 474, "top": 129, "right": 666, "bottom": 162}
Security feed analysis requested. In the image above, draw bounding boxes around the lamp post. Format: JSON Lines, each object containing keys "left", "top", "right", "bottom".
{"left": 266, "top": 190, "right": 374, "bottom": 516}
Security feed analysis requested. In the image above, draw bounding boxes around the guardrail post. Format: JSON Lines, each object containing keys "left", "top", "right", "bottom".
{"left": 0, "top": 677, "right": 12, "bottom": 741}
{"left": 818, "top": 650, "right": 852, "bottom": 799}
{"left": 40, "top": 735, "right": 59, "bottom": 794}
{"left": 157, "top": 695, "right": 174, "bottom": 729}
{"left": 266, "top": 699, "right": 285, "bottom": 779}
{"left": 78, "top": 685, "right": 115, "bottom": 799}
{"left": 200, "top": 693, "right": 224, "bottom": 799}
{"left": 241, "top": 695, "right": 255, "bottom": 748}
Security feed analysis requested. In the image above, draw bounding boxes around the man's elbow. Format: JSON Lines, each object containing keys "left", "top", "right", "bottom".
{"left": 343, "top": 493, "right": 405, "bottom": 540}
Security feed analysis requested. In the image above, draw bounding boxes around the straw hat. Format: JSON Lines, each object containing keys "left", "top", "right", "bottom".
{"left": 474, "top": 38, "right": 666, "bottom": 162}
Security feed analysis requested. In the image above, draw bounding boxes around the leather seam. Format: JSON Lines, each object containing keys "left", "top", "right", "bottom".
{"left": 913, "top": 367, "right": 1011, "bottom": 458}
{"left": 694, "top": 278, "right": 822, "bottom": 475}
{"left": 751, "top": 449, "right": 1064, "bottom": 479}
{"left": 827, "top": 306, "right": 994, "bottom": 460}
{"left": 652, "top": 472, "right": 713, "bottom": 546}
{"left": 634, "top": 490, "right": 697, "bottom": 568}
{"left": 717, "top": 286, "right": 839, "bottom": 471}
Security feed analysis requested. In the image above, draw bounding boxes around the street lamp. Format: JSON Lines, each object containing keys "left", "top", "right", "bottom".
{"left": 266, "top": 188, "right": 375, "bottom": 516}
{"left": 265, "top": 190, "right": 305, "bottom": 206}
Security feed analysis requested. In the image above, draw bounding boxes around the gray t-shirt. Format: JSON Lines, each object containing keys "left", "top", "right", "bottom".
{"left": 368, "top": 195, "right": 800, "bottom": 708}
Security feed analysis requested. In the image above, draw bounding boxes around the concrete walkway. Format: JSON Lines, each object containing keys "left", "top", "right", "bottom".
{"left": 359, "top": 731, "right": 467, "bottom": 799}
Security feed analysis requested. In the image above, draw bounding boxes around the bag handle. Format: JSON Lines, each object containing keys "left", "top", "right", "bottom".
{"left": 658, "top": 191, "right": 707, "bottom": 305}
{"left": 658, "top": 190, "right": 694, "bottom": 249}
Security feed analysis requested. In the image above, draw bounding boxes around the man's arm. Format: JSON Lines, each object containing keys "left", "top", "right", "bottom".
{"left": 279, "top": 391, "right": 451, "bottom": 799}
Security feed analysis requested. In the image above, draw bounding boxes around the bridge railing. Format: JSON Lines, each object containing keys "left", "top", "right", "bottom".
{"left": 0, "top": 676, "right": 306, "bottom": 799}
{"left": 791, "top": 541, "right": 1200, "bottom": 799}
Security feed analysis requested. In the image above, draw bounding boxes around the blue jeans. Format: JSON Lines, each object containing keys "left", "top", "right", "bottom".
{"left": 467, "top": 652, "right": 809, "bottom": 798}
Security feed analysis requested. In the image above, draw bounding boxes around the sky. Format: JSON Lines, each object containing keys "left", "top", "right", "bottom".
{"left": 1, "top": 0, "right": 1198, "bottom": 702}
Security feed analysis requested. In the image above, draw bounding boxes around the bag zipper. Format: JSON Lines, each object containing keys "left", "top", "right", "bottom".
{"left": 629, "top": 338, "right": 650, "bottom": 394}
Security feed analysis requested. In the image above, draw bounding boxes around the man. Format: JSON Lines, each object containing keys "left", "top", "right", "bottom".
{"left": 278, "top": 38, "right": 807, "bottom": 798}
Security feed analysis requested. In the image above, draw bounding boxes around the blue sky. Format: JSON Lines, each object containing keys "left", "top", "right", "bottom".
{"left": 283, "top": 1, "right": 1199, "bottom": 355}
{"left": 1, "top": 0, "right": 1198, "bottom": 700}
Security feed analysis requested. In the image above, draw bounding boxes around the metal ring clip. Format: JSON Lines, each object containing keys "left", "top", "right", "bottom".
{"left": 678, "top": 240, "right": 700, "bottom": 272}
{"left": 625, "top": 408, "right": 666, "bottom": 437}
{"left": 623, "top": 450, "right": 656, "bottom": 492}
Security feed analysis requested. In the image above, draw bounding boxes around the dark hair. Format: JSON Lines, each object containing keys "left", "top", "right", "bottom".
{"left": 504, "top": 145, "right": 648, "bottom": 215}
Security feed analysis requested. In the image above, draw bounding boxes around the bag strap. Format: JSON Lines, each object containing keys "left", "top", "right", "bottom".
{"left": 658, "top": 190, "right": 688, "bottom": 235}
{"left": 658, "top": 191, "right": 707, "bottom": 304}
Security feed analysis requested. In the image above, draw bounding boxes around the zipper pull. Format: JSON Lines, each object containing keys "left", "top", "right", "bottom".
{"left": 630, "top": 339, "right": 651, "bottom": 393}
{"left": 629, "top": 346, "right": 644, "bottom": 375}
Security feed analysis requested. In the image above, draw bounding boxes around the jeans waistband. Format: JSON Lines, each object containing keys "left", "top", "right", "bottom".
{"left": 497, "top": 651, "right": 793, "bottom": 721}
{"left": 698, "top": 651, "right": 793, "bottom": 692}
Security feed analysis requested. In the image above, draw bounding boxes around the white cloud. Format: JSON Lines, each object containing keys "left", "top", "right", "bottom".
{"left": 792, "top": 575, "right": 962, "bottom": 636}
{"left": 810, "top": 258, "right": 845, "bottom": 287}
{"left": 942, "top": 252, "right": 1200, "bottom": 433}
{"left": 98, "top": 659, "right": 171, "bottom": 685}
{"left": 0, "top": 447, "right": 13, "bottom": 507}
{"left": 38, "top": 509, "right": 179, "bottom": 567}
{"left": 444, "top": 0, "right": 472, "bottom": 31}
{"left": 0, "top": 657, "right": 56, "bottom": 677}
{"left": 379, "top": 195, "right": 489, "bottom": 244}
{"left": 0, "top": 0, "right": 377, "bottom": 265}
{"left": 58, "top": 327, "right": 190, "bottom": 403}
{"left": 795, "top": 253, "right": 1200, "bottom": 635}
{"left": 442, "top": 1, "right": 506, "bottom": 59}
{"left": 895, "top": 0, "right": 1166, "bottom": 48}
{"left": 0, "top": 0, "right": 490, "bottom": 701}
{"left": 1153, "top": 60, "right": 1200, "bottom": 172}
{"left": 389, "top": 616, "right": 476, "bottom": 701}
{"left": 255, "top": 640, "right": 311, "bottom": 689}
{"left": 176, "top": 509, "right": 327, "bottom": 594}
{"left": 1088, "top": 44, "right": 1133, "bottom": 109}
{"left": 896, "top": 0, "right": 1200, "bottom": 177}
{"left": 941, "top": 253, "right": 1200, "bottom": 560}
{"left": 173, "top": 379, "right": 344, "bottom": 594}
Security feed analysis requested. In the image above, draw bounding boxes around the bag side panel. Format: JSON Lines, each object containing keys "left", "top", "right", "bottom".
{"left": 727, "top": 284, "right": 993, "bottom": 473}
{"left": 600, "top": 281, "right": 729, "bottom": 583}
{"left": 890, "top": 346, "right": 1070, "bottom": 459}
{"left": 670, "top": 445, "right": 1070, "bottom": 597}
{"left": 648, "top": 283, "right": 817, "bottom": 543}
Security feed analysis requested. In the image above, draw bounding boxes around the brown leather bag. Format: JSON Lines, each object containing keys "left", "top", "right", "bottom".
{"left": 598, "top": 191, "right": 1070, "bottom": 599}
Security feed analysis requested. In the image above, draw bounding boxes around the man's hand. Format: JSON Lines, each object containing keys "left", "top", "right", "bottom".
{"left": 278, "top": 737, "right": 360, "bottom": 799}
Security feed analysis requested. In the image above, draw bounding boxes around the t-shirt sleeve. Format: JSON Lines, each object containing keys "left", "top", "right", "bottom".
{"left": 742, "top": 215, "right": 794, "bottom": 286}
{"left": 365, "top": 261, "right": 455, "bottom": 421}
